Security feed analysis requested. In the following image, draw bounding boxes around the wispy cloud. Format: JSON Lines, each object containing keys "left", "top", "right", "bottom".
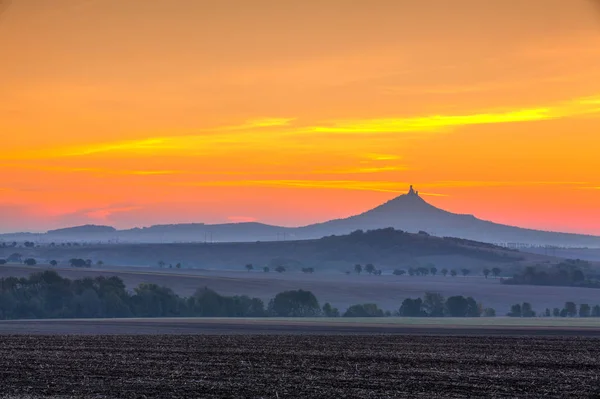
{"left": 312, "top": 108, "right": 551, "bottom": 134}
{"left": 214, "top": 118, "right": 296, "bottom": 131}
{"left": 0, "top": 163, "right": 184, "bottom": 176}
{"left": 176, "top": 180, "right": 409, "bottom": 193}
{"left": 363, "top": 153, "right": 401, "bottom": 161}
{"left": 312, "top": 95, "right": 600, "bottom": 134}
{"left": 424, "top": 181, "right": 591, "bottom": 188}
{"left": 7, "top": 94, "right": 600, "bottom": 163}
{"left": 419, "top": 192, "right": 450, "bottom": 197}
{"left": 311, "top": 166, "right": 405, "bottom": 174}
{"left": 86, "top": 206, "right": 143, "bottom": 221}
{"left": 175, "top": 179, "right": 596, "bottom": 194}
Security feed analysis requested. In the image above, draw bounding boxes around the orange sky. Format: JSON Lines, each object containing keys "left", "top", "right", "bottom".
{"left": 1, "top": 0, "right": 600, "bottom": 234}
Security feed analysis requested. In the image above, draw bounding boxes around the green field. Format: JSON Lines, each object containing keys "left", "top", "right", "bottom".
{"left": 53, "top": 316, "right": 600, "bottom": 328}
{"left": 220, "top": 317, "right": 600, "bottom": 328}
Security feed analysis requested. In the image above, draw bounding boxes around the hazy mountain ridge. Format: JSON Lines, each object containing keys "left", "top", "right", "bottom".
{"left": 1, "top": 187, "right": 599, "bottom": 248}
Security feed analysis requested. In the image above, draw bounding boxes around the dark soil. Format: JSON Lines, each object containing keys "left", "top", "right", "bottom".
{"left": 1, "top": 335, "right": 600, "bottom": 398}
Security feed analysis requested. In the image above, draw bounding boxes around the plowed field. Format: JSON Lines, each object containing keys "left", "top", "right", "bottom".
{"left": 1, "top": 335, "right": 600, "bottom": 398}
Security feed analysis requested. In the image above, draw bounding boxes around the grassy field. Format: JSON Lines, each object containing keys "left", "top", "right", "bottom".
{"left": 2, "top": 264, "right": 600, "bottom": 315}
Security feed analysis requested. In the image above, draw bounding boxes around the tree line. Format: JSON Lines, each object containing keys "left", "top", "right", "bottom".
{"left": 507, "top": 301, "right": 600, "bottom": 318}
{"left": 503, "top": 260, "right": 599, "bottom": 289}
{"left": 0, "top": 271, "right": 495, "bottom": 320}
{"left": 0, "top": 256, "right": 104, "bottom": 268}
{"left": 3, "top": 271, "right": 599, "bottom": 321}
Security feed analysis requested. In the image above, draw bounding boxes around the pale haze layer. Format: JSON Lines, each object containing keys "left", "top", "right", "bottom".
{"left": 1, "top": 0, "right": 599, "bottom": 234}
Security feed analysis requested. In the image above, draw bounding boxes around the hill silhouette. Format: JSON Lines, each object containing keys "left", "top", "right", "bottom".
{"left": 1, "top": 186, "right": 599, "bottom": 247}
{"left": 0, "top": 227, "right": 537, "bottom": 272}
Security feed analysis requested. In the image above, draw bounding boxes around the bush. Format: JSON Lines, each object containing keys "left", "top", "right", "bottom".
{"left": 343, "top": 303, "right": 384, "bottom": 317}
{"left": 445, "top": 296, "right": 480, "bottom": 317}
{"left": 268, "top": 289, "right": 320, "bottom": 317}
{"left": 398, "top": 298, "right": 424, "bottom": 317}
{"left": 322, "top": 303, "right": 340, "bottom": 317}
{"left": 483, "top": 308, "right": 496, "bottom": 317}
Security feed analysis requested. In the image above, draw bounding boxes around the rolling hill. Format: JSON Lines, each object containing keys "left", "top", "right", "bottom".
{"left": 2, "top": 186, "right": 599, "bottom": 247}
{"left": 0, "top": 227, "right": 552, "bottom": 272}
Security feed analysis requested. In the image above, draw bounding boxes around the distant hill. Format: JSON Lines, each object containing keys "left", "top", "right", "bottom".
{"left": 295, "top": 186, "right": 600, "bottom": 248}
{"left": 1, "top": 186, "right": 599, "bottom": 247}
{"left": 0, "top": 228, "right": 545, "bottom": 272}
{"left": 48, "top": 225, "right": 117, "bottom": 235}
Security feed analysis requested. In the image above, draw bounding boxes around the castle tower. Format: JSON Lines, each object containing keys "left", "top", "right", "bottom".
{"left": 408, "top": 185, "right": 420, "bottom": 197}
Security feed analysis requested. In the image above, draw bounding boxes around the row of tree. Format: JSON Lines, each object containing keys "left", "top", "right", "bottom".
{"left": 508, "top": 301, "right": 600, "bottom": 318}
{"left": 240, "top": 262, "right": 503, "bottom": 278}
{"left": 396, "top": 292, "right": 492, "bottom": 317}
{"left": 0, "top": 257, "right": 104, "bottom": 268}
{"left": 503, "top": 260, "right": 599, "bottom": 288}
{"left": 391, "top": 267, "right": 503, "bottom": 278}
{"left": 0, "top": 271, "right": 497, "bottom": 320}
{"left": 244, "top": 264, "right": 288, "bottom": 273}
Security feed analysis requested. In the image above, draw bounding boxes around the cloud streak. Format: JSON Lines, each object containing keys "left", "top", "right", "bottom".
{"left": 10, "top": 94, "right": 599, "bottom": 162}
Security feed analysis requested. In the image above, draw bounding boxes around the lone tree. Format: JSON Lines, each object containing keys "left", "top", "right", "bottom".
{"left": 491, "top": 267, "right": 501, "bottom": 278}
{"left": 245, "top": 263, "right": 254, "bottom": 272}
{"left": 365, "top": 264, "right": 376, "bottom": 275}
{"left": 49, "top": 260, "right": 58, "bottom": 266}
{"left": 354, "top": 264, "right": 363, "bottom": 274}
{"left": 430, "top": 267, "right": 438, "bottom": 276}
{"left": 441, "top": 268, "right": 448, "bottom": 277}
{"left": 461, "top": 268, "right": 471, "bottom": 277}
{"left": 158, "top": 261, "right": 166, "bottom": 268}
{"left": 8, "top": 253, "right": 22, "bottom": 263}
{"left": 275, "top": 265, "right": 286, "bottom": 273}
{"left": 263, "top": 266, "right": 270, "bottom": 273}
{"left": 24, "top": 258, "right": 37, "bottom": 266}
{"left": 0, "top": 259, "right": 7, "bottom": 265}
{"left": 450, "top": 269, "right": 458, "bottom": 277}
{"left": 393, "top": 269, "right": 406, "bottom": 276}
{"left": 592, "top": 305, "right": 600, "bottom": 317}
{"left": 69, "top": 258, "right": 87, "bottom": 267}
{"left": 483, "top": 268, "right": 491, "bottom": 279}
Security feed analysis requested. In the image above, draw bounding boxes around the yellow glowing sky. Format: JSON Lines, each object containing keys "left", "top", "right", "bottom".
{"left": 1, "top": 0, "right": 600, "bottom": 233}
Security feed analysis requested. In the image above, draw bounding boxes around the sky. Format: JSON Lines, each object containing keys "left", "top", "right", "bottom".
{"left": 1, "top": 0, "right": 600, "bottom": 234}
